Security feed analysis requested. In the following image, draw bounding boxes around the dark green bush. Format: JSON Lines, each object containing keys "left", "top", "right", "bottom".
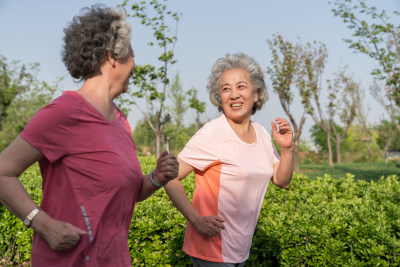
{"left": 1, "top": 158, "right": 399, "bottom": 266}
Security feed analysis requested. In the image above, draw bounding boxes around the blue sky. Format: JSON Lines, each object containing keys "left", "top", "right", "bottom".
{"left": 0, "top": 0, "right": 398, "bottom": 142}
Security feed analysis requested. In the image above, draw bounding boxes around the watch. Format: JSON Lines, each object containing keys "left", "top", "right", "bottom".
{"left": 23, "top": 207, "right": 41, "bottom": 228}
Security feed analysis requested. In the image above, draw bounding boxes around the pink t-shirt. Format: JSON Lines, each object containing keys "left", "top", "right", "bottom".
{"left": 179, "top": 114, "right": 280, "bottom": 263}
{"left": 20, "top": 91, "right": 143, "bottom": 267}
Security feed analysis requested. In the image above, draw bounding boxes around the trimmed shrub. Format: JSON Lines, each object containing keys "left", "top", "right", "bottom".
{"left": 0, "top": 158, "right": 399, "bottom": 266}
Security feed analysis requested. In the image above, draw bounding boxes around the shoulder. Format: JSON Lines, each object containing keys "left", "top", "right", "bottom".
{"left": 50, "top": 91, "right": 83, "bottom": 110}
{"left": 31, "top": 91, "right": 83, "bottom": 126}
{"left": 196, "top": 115, "right": 228, "bottom": 137}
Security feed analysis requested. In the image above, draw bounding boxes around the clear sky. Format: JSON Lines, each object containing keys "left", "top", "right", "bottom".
{"left": 0, "top": 0, "right": 398, "bottom": 142}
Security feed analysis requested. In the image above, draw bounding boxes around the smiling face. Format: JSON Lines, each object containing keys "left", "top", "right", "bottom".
{"left": 219, "top": 68, "right": 258, "bottom": 124}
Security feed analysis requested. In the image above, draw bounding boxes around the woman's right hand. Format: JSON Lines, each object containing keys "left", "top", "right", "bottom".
{"left": 31, "top": 210, "right": 87, "bottom": 251}
{"left": 192, "top": 215, "right": 225, "bottom": 237}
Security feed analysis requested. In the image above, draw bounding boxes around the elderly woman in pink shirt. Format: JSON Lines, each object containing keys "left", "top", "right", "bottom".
{"left": 165, "top": 53, "right": 294, "bottom": 266}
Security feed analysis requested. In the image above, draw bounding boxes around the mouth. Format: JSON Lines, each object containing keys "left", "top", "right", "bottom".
{"left": 230, "top": 103, "right": 243, "bottom": 109}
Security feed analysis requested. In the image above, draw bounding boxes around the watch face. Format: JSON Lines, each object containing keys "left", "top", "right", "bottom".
{"left": 24, "top": 218, "right": 30, "bottom": 227}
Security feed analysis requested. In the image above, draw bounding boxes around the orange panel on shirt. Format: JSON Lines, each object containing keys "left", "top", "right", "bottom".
{"left": 182, "top": 160, "right": 223, "bottom": 262}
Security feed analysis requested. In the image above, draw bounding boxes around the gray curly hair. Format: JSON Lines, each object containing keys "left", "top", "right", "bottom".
{"left": 207, "top": 53, "right": 268, "bottom": 115}
{"left": 62, "top": 4, "right": 131, "bottom": 80}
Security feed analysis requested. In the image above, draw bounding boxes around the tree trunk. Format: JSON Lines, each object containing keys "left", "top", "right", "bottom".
{"left": 327, "top": 130, "right": 333, "bottom": 166}
{"left": 335, "top": 138, "right": 341, "bottom": 164}
{"left": 155, "top": 131, "right": 161, "bottom": 158}
{"left": 293, "top": 132, "right": 300, "bottom": 172}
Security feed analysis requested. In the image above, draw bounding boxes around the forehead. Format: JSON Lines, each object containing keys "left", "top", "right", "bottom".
{"left": 220, "top": 68, "right": 250, "bottom": 83}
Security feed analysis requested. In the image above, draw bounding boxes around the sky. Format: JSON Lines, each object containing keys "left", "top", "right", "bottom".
{"left": 0, "top": 0, "right": 399, "bottom": 143}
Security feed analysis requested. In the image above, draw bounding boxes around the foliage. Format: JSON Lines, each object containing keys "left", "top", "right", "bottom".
{"left": 133, "top": 118, "right": 198, "bottom": 155}
{"left": 0, "top": 55, "right": 59, "bottom": 151}
{"left": 186, "top": 87, "right": 206, "bottom": 130}
{"left": 310, "top": 123, "right": 390, "bottom": 163}
{"left": 122, "top": 0, "right": 181, "bottom": 157}
{"left": 2, "top": 159, "right": 400, "bottom": 266}
{"left": 311, "top": 123, "right": 342, "bottom": 154}
{"left": 251, "top": 173, "right": 400, "bottom": 266}
{"left": 266, "top": 34, "right": 309, "bottom": 172}
{"left": 330, "top": 0, "right": 400, "bottom": 106}
{"left": 163, "top": 72, "right": 205, "bottom": 152}
{"left": 375, "top": 119, "right": 400, "bottom": 151}
{"left": 0, "top": 164, "right": 42, "bottom": 265}
{"left": 299, "top": 161, "right": 400, "bottom": 181}
{"left": 132, "top": 118, "right": 156, "bottom": 155}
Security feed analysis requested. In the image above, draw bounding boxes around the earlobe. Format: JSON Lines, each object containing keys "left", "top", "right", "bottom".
{"left": 107, "top": 54, "right": 116, "bottom": 67}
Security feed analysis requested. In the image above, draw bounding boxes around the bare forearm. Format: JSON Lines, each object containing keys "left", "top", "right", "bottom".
{"left": 0, "top": 176, "right": 38, "bottom": 220}
{"left": 164, "top": 179, "right": 200, "bottom": 224}
{"left": 136, "top": 173, "right": 161, "bottom": 202}
{"left": 274, "top": 147, "right": 294, "bottom": 188}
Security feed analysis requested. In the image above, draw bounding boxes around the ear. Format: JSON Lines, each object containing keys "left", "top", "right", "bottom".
{"left": 254, "top": 92, "right": 258, "bottom": 103}
{"left": 107, "top": 53, "right": 116, "bottom": 67}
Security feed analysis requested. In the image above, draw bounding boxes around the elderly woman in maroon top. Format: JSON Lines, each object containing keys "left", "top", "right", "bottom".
{"left": 0, "top": 5, "right": 178, "bottom": 267}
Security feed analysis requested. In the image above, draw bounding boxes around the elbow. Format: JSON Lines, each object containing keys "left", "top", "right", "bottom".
{"left": 275, "top": 182, "right": 290, "bottom": 189}
{"left": 280, "top": 183, "right": 290, "bottom": 189}
{"left": 272, "top": 175, "right": 292, "bottom": 189}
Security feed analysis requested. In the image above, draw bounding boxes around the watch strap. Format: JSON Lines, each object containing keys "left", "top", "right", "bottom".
{"left": 24, "top": 207, "right": 41, "bottom": 227}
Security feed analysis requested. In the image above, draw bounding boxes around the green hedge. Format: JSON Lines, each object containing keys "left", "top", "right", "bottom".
{"left": 1, "top": 157, "right": 399, "bottom": 266}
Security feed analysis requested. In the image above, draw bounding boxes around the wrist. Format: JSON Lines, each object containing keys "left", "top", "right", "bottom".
{"left": 281, "top": 145, "right": 294, "bottom": 153}
{"left": 189, "top": 211, "right": 202, "bottom": 226}
{"left": 149, "top": 169, "right": 168, "bottom": 187}
{"left": 30, "top": 209, "right": 49, "bottom": 234}
{"left": 23, "top": 207, "right": 41, "bottom": 228}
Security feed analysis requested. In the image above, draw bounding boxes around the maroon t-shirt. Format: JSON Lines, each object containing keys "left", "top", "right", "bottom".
{"left": 21, "top": 91, "right": 143, "bottom": 267}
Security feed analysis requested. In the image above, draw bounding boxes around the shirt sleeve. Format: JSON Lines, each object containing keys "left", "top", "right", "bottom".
{"left": 271, "top": 140, "right": 281, "bottom": 164}
{"left": 178, "top": 124, "right": 221, "bottom": 171}
{"left": 20, "top": 96, "right": 74, "bottom": 163}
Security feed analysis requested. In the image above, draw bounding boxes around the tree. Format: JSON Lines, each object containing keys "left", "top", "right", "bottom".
{"left": 355, "top": 85, "right": 393, "bottom": 158}
{"left": 328, "top": 71, "right": 359, "bottom": 163}
{"left": 331, "top": 0, "right": 400, "bottom": 146}
{"left": 331, "top": 0, "right": 400, "bottom": 106}
{"left": 297, "top": 40, "right": 335, "bottom": 165}
{"left": 165, "top": 72, "right": 187, "bottom": 150}
{"left": 303, "top": 53, "right": 359, "bottom": 165}
{"left": 267, "top": 34, "right": 311, "bottom": 172}
{"left": 0, "top": 55, "right": 59, "bottom": 150}
{"left": 132, "top": 117, "right": 156, "bottom": 154}
{"left": 123, "top": 0, "right": 181, "bottom": 157}
{"left": 186, "top": 87, "right": 206, "bottom": 130}
{"left": 310, "top": 123, "right": 337, "bottom": 157}
{"left": 375, "top": 119, "right": 400, "bottom": 153}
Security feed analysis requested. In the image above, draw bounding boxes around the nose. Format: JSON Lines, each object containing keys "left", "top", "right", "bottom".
{"left": 230, "top": 88, "right": 240, "bottom": 99}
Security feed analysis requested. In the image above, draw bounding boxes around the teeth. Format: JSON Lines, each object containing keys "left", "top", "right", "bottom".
{"left": 231, "top": 104, "right": 242, "bottom": 107}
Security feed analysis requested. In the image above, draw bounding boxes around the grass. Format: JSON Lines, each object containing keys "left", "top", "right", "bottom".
{"left": 298, "top": 161, "right": 400, "bottom": 181}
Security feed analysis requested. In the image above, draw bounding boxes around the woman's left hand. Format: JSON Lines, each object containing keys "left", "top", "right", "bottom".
{"left": 271, "top": 118, "right": 293, "bottom": 150}
{"left": 152, "top": 151, "right": 179, "bottom": 186}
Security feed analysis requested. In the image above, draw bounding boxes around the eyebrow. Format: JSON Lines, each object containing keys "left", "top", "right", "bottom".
{"left": 220, "top": 80, "right": 248, "bottom": 88}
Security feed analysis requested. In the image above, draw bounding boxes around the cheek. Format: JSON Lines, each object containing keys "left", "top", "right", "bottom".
{"left": 220, "top": 94, "right": 230, "bottom": 105}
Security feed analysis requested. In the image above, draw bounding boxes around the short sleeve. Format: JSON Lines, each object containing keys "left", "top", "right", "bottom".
{"left": 178, "top": 124, "right": 221, "bottom": 171}
{"left": 20, "top": 97, "right": 75, "bottom": 163}
{"left": 271, "top": 140, "right": 281, "bottom": 164}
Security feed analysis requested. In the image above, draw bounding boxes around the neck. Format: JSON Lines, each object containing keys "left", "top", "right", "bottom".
{"left": 225, "top": 115, "right": 256, "bottom": 144}
{"left": 77, "top": 76, "right": 117, "bottom": 121}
